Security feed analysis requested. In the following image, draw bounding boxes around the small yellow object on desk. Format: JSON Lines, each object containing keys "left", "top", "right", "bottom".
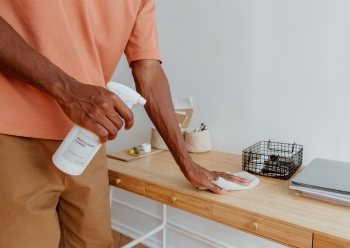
{"left": 128, "top": 149, "right": 135, "bottom": 154}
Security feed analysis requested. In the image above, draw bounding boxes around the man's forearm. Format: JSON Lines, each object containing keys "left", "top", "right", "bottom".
{"left": 131, "top": 60, "right": 251, "bottom": 193}
{"left": 131, "top": 60, "right": 195, "bottom": 174}
{"left": 0, "top": 17, "right": 77, "bottom": 104}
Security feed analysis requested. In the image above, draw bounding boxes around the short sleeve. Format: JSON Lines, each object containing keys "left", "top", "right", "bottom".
{"left": 125, "top": 0, "right": 162, "bottom": 66}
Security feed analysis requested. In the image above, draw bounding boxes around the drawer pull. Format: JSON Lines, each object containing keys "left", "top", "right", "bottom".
{"left": 249, "top": 222, "right": 258, "bottom": 231}
{"left": 114, "top": 178, "right": 121, "bottom": 185}
{"left": 170, "top": 196, "right": 176, "bottom": 203}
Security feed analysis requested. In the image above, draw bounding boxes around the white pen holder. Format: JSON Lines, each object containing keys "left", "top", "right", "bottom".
{"left": 185, "top": 128, "right": 212, "bottom": 153}
{"left": 151, "top": 127, "right": 187, "bottom": 150}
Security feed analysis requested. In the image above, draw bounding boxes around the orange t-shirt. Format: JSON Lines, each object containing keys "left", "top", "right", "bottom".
{"left": 0, "top": 0, "right": 161, "bottom": 140}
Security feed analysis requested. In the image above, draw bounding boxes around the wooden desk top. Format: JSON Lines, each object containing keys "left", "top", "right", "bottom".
{"left": 108, "top": 151, "right": 350, "bottom": 248}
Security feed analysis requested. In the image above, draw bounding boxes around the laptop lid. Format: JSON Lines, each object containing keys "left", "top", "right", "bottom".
{"left": 290, "top": 158, "right": 350, "bottom": 194}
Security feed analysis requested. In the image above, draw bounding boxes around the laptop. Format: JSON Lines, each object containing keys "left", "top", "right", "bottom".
{"left": 290, "top": 158, "right": 350, "bottom": 205}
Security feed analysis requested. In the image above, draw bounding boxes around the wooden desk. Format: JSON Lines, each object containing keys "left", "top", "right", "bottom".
{"left": 108, "top": 151, "right": 350, "bottom": 248}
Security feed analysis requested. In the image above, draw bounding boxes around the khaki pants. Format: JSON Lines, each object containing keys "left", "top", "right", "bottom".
{"left": 0, "top": 134, "right": 114, "bottom": 248}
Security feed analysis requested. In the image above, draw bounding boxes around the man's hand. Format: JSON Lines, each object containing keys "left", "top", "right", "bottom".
{"left": 183, "top": 163, "right": 251, "bottom": 194}
{"left": 131, "top": 60, "right": 250, "bottom": 194}
{"left": 56, "top": 82, "right": 134, "bottom": 144}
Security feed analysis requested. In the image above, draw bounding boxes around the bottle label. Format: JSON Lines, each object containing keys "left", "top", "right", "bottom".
{"left": 62, "top": 130, "right": 97, "bottom": 166}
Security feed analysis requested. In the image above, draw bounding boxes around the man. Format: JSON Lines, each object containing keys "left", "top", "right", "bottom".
{"left": 0, "top": 1, "right": 250, "bottom": 247}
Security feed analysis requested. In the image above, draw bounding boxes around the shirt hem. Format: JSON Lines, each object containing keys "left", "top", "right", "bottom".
{"left": 0, "top": 122, "right": 72, "bottom": 140}
{"left": 126, "top": 50, "right": 162, "bottom": 67}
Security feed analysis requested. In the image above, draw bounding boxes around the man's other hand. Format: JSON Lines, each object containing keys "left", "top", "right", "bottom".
{"left": 184, "top": 163, "right": 251, "bottom": 194}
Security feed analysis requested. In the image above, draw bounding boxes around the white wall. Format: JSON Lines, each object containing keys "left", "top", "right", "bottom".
{"left": 108, "top": 1, "right": 350, "bottom": 247}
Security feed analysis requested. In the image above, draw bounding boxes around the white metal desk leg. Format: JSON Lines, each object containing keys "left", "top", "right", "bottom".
{"left": 109, "top": 185, "right": 113, "bottom": 207}
{"left": 121, "top": 203, "right": 167, "bottom": 248}
{"left": 162, "top": 204, "right": 167, "bottom": 248}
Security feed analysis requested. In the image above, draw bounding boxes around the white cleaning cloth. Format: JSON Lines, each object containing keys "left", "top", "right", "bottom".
{"left": 199, "top": 171, "right": 259, "bottom": 191}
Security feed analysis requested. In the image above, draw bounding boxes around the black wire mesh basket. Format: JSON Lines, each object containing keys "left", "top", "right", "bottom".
{"left": 242, "top": 140, "right": 303, "bottom": 180}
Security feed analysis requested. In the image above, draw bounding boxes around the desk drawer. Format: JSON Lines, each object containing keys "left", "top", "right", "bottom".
{"left": 108, "top": 171, "right": 145, "bottom": 195}
{"left": 313, "top": 233, "right": 350, "bottom": 248}
{"left": 145, "top": 184, "right": 211, "bottom": 218}
{"left": 212, "top": 204, "right": 312, "bottom": 248}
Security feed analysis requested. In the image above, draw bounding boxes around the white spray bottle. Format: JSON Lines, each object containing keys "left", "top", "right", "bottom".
{"left": 52, "top": 82, "right": 146, "bottom": 175}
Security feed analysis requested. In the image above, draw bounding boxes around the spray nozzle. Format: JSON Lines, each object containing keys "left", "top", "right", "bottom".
{"left": 106, "top": 82, "right": 146, "bottom": 109}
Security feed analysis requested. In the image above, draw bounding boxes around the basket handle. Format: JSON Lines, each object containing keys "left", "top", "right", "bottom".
{"left": 268, "top": 140, "right": 296, "bottom": 153}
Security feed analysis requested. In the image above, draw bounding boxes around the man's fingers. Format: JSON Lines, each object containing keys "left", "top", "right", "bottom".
{"left": 95, "top": 97, "right": 125, "bottom": 132}
{"left": 84, "top": 121, "right": 110, "bottom": 144}
{"left": 103, "top": 104, "right": 124, "bottom": 139}
{"left": 224, "top": 175, "right": 251, "bottom": 186}
{"left": 86, "top": 104, "right": 123, "bottom": 141}
{"left": 110, "top": 95, "right": 134, "bottom": 130}
{"left": 212, "top": 171, "right": 251, "bottom": 186}
{"left": 88, "top": 94, "right": 131, "bottom": 140}
{"left": 202, "top": 181, "right": 227, "bottom": 195}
